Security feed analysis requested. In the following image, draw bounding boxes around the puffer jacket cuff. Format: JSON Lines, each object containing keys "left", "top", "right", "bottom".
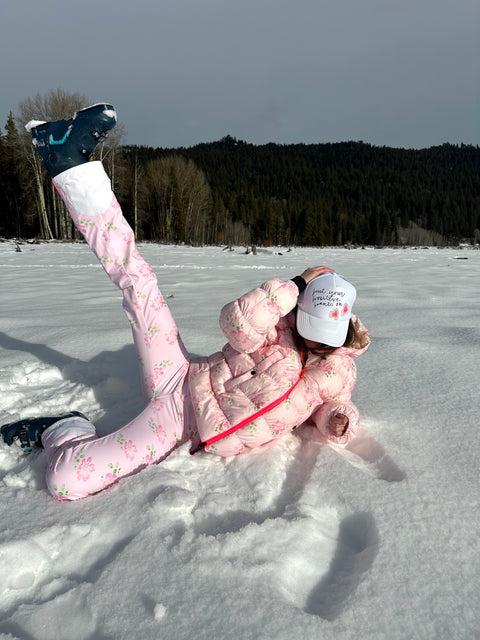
{"left": 312, "top": 401, "right": 360, "bottom": 446}
{"left": 291, "top": 275, "right": 307, "bottom": 293}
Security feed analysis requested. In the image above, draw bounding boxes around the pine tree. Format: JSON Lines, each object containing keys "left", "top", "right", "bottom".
{"left": 2, "top": 113, "right": 27, "bottom": 237}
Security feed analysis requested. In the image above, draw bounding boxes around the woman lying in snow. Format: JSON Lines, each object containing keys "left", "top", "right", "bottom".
{"left": 1, "top": 104, "right": 370, "bottom": 500}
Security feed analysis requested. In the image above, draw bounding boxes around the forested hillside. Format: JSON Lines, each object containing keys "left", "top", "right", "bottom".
{"left": 1, "top": 112, "right": 479, "bottom": 246}
{"left": 125, "top": 138, "right": 480, "bottom": 246}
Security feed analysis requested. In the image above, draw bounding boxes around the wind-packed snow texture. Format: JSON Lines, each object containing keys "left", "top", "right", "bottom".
{"left": 0, "top": 242, "right": 478, "bottom": 640}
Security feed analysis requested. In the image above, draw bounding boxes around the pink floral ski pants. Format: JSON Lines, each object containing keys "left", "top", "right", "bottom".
{"left": 42, "top": 162, "right": 197, "bottom": 500}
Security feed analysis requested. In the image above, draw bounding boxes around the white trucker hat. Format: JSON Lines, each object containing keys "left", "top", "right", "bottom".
{"left": 296, "top": 272, "right": 356, "bottom": 347}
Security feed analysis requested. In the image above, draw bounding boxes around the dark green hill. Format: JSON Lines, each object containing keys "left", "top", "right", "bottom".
{"left": 121, "top": 139, "right": 480, "bottom": 246}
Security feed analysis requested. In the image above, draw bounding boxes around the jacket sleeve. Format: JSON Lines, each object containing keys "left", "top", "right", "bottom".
{"left": 219, "top": 278, "right": 299, "bottom": 353}
{"left": 311, "top": 400, "right": 360, "bottom": 446}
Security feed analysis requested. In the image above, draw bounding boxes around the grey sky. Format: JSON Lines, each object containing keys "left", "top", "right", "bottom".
{"left": 1, "top": 0, "right": 479, "bottom": 149}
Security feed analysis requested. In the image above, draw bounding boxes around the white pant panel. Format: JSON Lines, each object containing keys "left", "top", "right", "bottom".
{"left": 53, "top": 162, "right": 112, "bottom": 217}
{"left": 42, "top": 416, "right": 97, "bottom": 450}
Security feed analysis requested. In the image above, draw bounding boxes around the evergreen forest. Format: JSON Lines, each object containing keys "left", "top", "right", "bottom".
{"left": 1, "top": 106, "right": 479, "bottom": 247}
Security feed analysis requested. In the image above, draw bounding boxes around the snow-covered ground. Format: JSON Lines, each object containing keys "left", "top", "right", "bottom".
{"left": 0, "top": 241, "right": 478, "bottom": 640}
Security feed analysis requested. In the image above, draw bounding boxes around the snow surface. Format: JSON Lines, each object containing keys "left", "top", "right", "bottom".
{"left": 0, "top": 241, "right": 478, "bottom": 640}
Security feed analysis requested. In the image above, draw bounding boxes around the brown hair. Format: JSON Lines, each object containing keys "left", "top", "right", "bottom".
{"left": 344, "top": 316, "right": 369, "bottom": 350}
{"left": 294, "top": 316, "right": 368, "bottom": 357}
{"left": 343, "top": 318, "right": 356, "bottom": 348}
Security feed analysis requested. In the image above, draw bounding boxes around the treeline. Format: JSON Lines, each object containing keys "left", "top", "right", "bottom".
{"left": 123, "top": 137, "right": 480, "bottom": 246}
{"left": 1, "top": 95, "right": 479, "bottom": 246}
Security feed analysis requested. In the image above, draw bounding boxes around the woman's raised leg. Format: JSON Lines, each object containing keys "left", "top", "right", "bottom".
{"left": 42, "top": 163, "right": 193, "bottom": 500}
{"left": 53, "top": 162, "right": 190, "bottom": 402}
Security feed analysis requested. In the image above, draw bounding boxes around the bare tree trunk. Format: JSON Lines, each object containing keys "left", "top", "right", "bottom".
{"left": 110, "top": 150, "right": 115, "bottom": 188}
{"left": 32, "top": 156, "right": 53, "bottom": 239}
{"left": 60, "top": 196, "right": 72, "bottom": 239}
{"left": 52, "top": 181, "right": 59, "bottom": 237}
{"left": 134, "top": 150, "right": 139, "bottom": 238}
{"left": 141, "top": 155, "right": 211, "bottom": 245}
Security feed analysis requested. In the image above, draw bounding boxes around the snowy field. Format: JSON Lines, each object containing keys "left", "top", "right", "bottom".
{"left": 0, "top": 240, "right": 478, "bottom": 640}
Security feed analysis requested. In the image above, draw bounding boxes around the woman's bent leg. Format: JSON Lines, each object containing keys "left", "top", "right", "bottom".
{"left": 43, "top": 388, "right": 190, "bottom": 500}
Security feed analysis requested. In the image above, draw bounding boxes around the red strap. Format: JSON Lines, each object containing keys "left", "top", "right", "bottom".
{"left": 203, "top": 370, "right": 304, "bottom": 447}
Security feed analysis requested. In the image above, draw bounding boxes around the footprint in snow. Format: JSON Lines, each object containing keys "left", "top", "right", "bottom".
{"left": 0, "top": 523, "right": 134, "bottom": 619}
{"left": 303, "top": 511, "right": 379, "bottom": 620}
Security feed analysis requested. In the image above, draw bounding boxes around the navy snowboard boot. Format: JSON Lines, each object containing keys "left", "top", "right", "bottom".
{"left": 1, "top": 411, "right": 89, "bottom": 452}
{"left": 26, "top": 103, "right": 117, "bottom": 177}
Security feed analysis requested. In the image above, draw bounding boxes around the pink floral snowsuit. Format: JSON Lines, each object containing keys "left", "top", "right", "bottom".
{"left": 43, "top": 162, "right": 370, "bottom": 501}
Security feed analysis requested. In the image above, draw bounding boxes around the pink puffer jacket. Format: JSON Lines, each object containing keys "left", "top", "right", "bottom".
{"left": 188, "top": 278, "right": 370, "bottom": 456}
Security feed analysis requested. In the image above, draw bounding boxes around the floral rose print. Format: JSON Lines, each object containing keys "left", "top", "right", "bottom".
{"left": 152, "top": 294, "right": 166, "bottom": 311}
{"left": 150, "top": 397, "right": 166, "bottom": 412}
{"left": 52, "top": 483, "right": 70, "bottom": 499}
{"left": 116, "top": 433, "right": 138, "bottom": 460}
{"left": 101, "top": 462, "right": 121, "bottom": 487}
{"left": 149, "top": 417, "right": 167, "bottom": 444}
{"left": 271, "top": 420, "right": 287, "bottom": 436}
{"left": 101, "top": 221, "right": 117, "bottom": 241}
{"left": 139, "top": 263, "right": 153, "bottom": 278}
{"left": 165, "top": 328, "right": 178, "bottom": 345}
{"left": 143, "top": 444, "right": 157, "bottom": 464}
{"left": 76, "top": 217, "right": 96, "bottom": 234}
{"left": 73, "top": 447, "right": 95, "bottom": 482}
{"left": 100, "top": 255, "right": 114, "bottom": 267}
{"left": 144, "top": 360, "right": 173, "bottom": 388}
{"left": 303, "top": 388, "right": 317, "bottom": 410}
{"left": 133, "top": 290, "right": 146, "bottom": 310}
{"left": 144, "top": 325, "right": 162, "bottom": 347}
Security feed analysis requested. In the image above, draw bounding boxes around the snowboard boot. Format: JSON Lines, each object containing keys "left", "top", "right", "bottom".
{"left": 25, "top": 103, "right": 117, "bottom": 177}
{"left": 1, "top": 411, "right": 89, "bottom": 452}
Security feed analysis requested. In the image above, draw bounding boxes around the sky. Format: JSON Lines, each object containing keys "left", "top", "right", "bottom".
{"left": 1, "top": 0, "right": 479, "bottom": 150}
